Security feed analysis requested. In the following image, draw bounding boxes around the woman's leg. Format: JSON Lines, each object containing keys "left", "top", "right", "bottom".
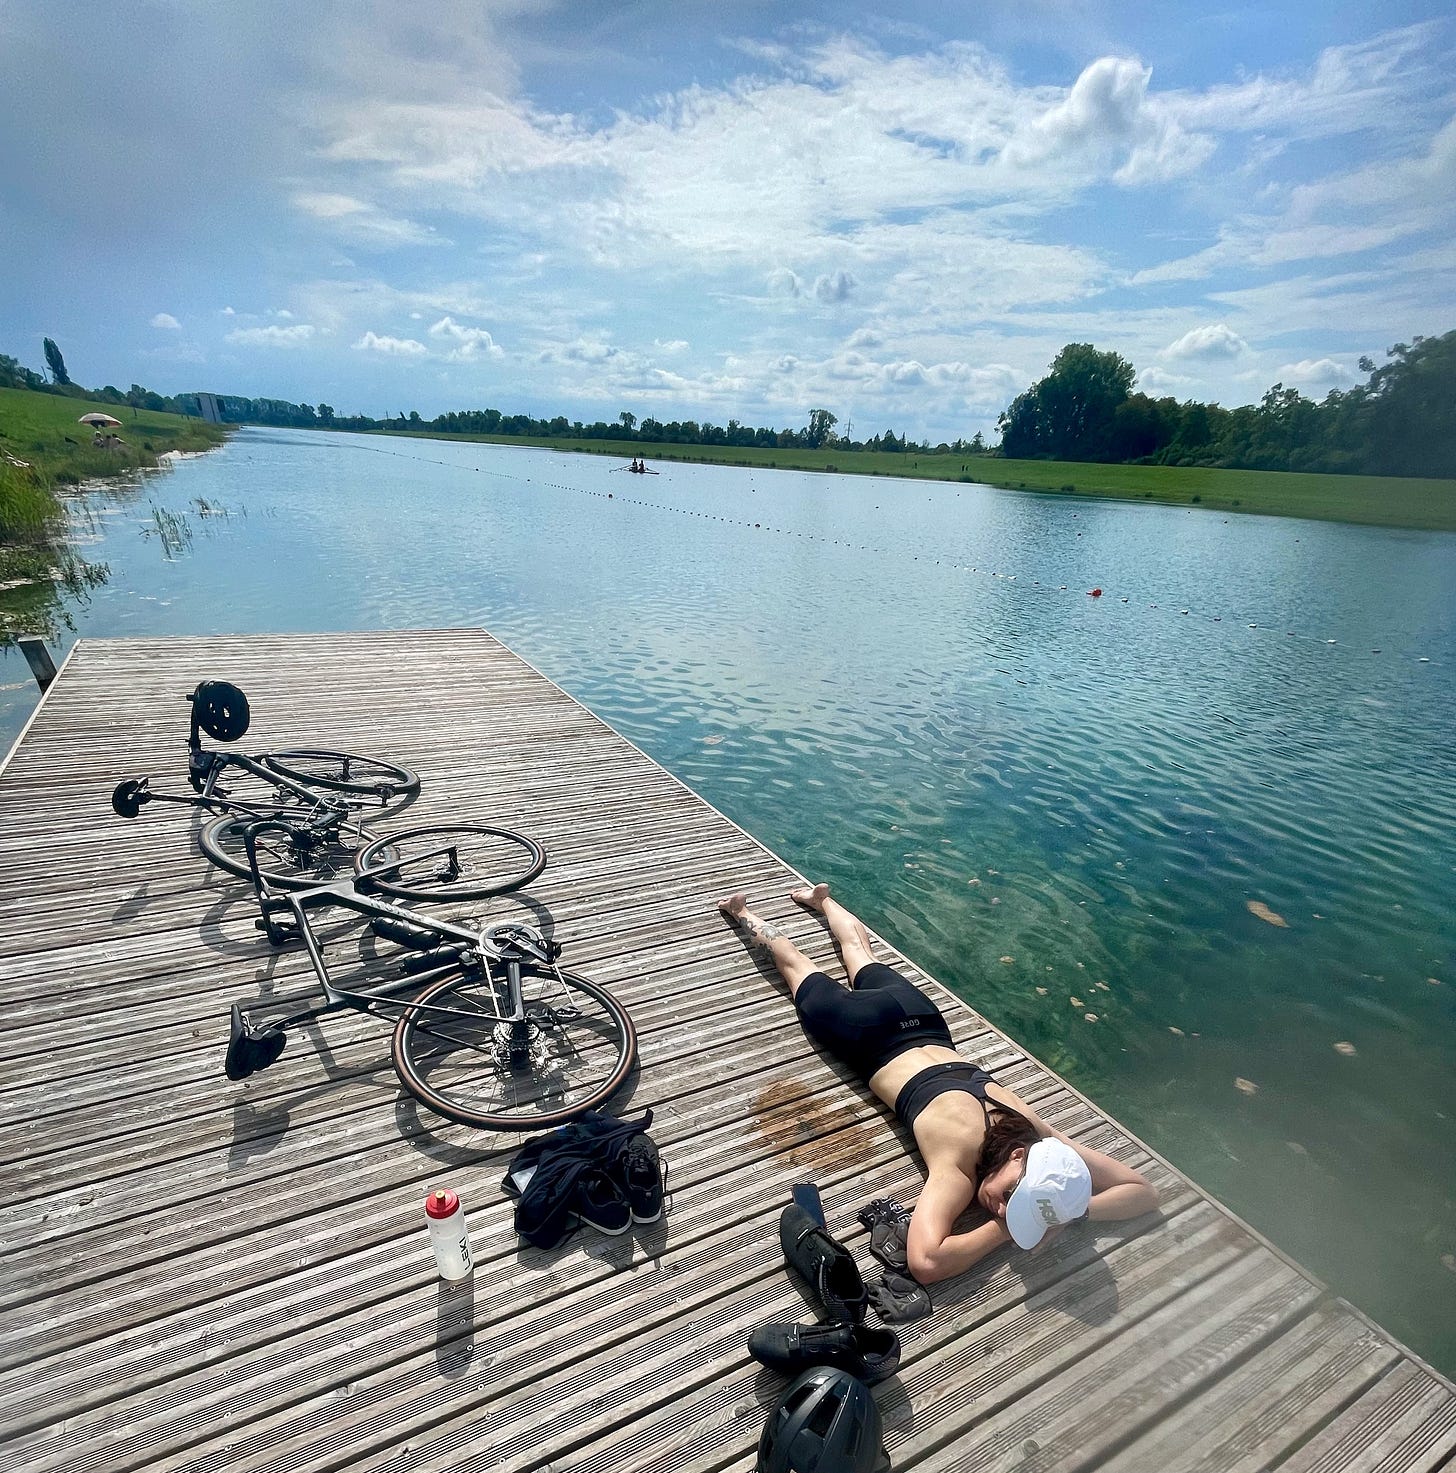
{"left": 717, "top": 893, "right": 820, "bottom": 997}
{"left": 789, "top": 882, "right": 877, "bottom": 984}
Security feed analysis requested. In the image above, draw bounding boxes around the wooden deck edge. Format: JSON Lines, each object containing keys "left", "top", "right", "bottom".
{"left": 0, "top": 637, "right": 83, "bottom": 784}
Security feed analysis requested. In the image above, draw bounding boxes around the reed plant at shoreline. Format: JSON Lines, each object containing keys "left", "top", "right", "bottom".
{"left": 0, "top": 387, "right": 228, "bottom": 635}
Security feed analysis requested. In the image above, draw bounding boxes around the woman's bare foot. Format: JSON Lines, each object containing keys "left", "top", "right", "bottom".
{"left": 718, "top": 892, "right": 749, "bottom": 921}
{"left": 789, "top": 882, "right": 830, "bottom": 912}
{"left": 717, "top": 893, "right": 786, "bottom": 954}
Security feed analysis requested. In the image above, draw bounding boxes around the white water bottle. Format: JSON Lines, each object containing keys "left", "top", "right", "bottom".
{"left": 425, "top": 1189, "right": 474, "bottom": 1280}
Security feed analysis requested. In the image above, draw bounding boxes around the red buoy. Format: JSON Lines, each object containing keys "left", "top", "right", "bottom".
{"left": 1089, "top": 588, "right": 1103, "bottom": 597}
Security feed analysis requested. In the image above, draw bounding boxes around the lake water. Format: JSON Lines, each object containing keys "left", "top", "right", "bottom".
{"left": 4, "top": 426, "right": 1454, "bottom": 1370}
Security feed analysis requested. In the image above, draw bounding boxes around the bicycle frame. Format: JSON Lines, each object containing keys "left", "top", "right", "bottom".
{"left": 239, "top": 818, "right": 546, "bottom": 1047}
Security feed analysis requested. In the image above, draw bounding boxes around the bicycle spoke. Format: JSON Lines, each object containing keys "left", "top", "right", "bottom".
{"left": 357, "top": 825, "right": 545, "bottom": 901}
{"left": 200, "top": 813, "right": 374, "bottom": 890}
{"left": 392, "top": 965, "right": 635, "bottom": 1130}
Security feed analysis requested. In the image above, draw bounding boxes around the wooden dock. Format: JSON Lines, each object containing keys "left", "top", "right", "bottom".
{"left": 1, "top": 628, "right": 1452, "bottom": 1473}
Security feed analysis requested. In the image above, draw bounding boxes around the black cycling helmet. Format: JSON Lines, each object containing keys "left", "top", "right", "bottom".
{"left": 189, "top": 680, "right": 250, "bottom": 743}
{"left": 757, "top": 1366, "right": 882, "bottom": 1473}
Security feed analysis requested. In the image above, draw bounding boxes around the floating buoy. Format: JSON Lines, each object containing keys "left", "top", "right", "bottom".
{"left": 1088, "top": 588, "right": 1102, "bottom": 597}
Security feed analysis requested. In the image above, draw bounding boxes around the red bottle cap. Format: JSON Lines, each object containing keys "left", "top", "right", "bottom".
{"left": 426, "top": 1189, "right": 459, "bottom": 1219}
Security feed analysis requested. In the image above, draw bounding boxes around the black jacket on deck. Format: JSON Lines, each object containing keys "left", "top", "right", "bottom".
{"left": 501, "top": 1108, "right": 655, "bottom": 1249}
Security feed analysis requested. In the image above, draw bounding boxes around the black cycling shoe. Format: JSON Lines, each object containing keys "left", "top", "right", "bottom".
{"left": 748, "top": 1319, "right": 901, "bottom": 1385}
{"left": 617, "top": 1132, "right": 666, "bottom": 1223}
{"left": 575, "top": 1168, "right": 631, "bottom": 1236}
{"left": 779, "top": 1203, "right": 869, "bottom": 1323}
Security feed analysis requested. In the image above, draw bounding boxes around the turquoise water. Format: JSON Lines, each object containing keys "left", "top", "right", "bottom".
{"left": 4, "top": 427, "right": 1454, "bottom": 1369}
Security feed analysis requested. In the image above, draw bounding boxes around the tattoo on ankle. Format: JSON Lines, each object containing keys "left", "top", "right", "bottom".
{"left": 746, "top": 918, "right": 784, "bottom": 950}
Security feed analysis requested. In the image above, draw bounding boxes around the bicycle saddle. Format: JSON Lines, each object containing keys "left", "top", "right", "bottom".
{"left": 225, "top": 1003, "right": 287, "bottom": 1081}
{"left": 190, "top": 680, "right": 251, "bottom": 743}
{"left": 111, "top": 777, "right": 152, "bottom": 818}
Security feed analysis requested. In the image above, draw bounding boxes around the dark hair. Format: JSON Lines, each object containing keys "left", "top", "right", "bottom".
{"left": 976, "top": 1106, "right": 1040, "bottom": 1184}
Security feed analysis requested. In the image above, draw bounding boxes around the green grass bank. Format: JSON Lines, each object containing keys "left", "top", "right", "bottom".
{"left": 385, "top": 429, "right": 1456, "bottom": 532}
{"left": 1, "top": 386, "right": 230, "bottom": 635}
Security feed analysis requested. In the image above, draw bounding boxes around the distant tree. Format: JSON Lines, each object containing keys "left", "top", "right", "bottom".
{"left": 969, "top": 430, "right": 985, "bottom": 453}
{"left": 42, "top": 338, "right": 71, "bottom": 386}
{"left": 1106, "top": 393, "right": 1181, "bottom": 462}
{"left": 804, "top": 408, "right": 838, "bottom": 448}
{"left": 619, "top": 410, "right": 636, "bottom": 433}
{"left": 1349, "top": 331, "right": 1456, "bottom": 477}
{"left": 316, "top": 404, "right": 335, "bottom": 426}
{"left": 999, "top": 344, "right": 1135, "bottom": 460}
{"left": 0, "top": 353, "right": 44, "bottom": 390}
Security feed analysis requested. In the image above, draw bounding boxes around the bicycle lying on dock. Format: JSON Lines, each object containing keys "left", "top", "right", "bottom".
{"left": 109, "top": 680, "right": 635, "bottom": 1129}
{"left": 226, "top": 848, "right": 638, "bottom": 1130}
{"left": 111, "top": 680, "right": 546, "bottom": 899}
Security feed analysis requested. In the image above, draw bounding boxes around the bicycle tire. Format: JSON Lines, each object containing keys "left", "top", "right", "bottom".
{"left": 256, "top": 749, "right": 421, "bottom": 801}
{"left": 199, "top": 812, "right": 379, "bottom": 890}
{"left": 354, "top": 824, "right": 546, "bottom": 901}
{"left": 392, "top": 963, "right": 637, "bottom": 1130}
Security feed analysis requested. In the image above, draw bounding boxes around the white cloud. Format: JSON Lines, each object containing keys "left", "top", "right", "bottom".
{"left": 149, "top": 312, "right": 181, "bottom": 330}
{"left": 293, "top": 191, "right": 441, "bottom": 248}
{"left": 1135, "top": 113, "right": 1456, "bottom": 285}
{"left": 220, "top": 306, "right": 235, "bottom": 315}
{"left": 1137, "top": 366, "right": 1193, "bottom": 395}
{"left": 65, "top": 17, "right": 1442, "bottom": 441}
{"left": 1169, "top": 25, "right": 1444, "bottom": 141}
{"left": 353, "top": 331, "right": 428, "bottom": 356}
{"left": 141, "top": 342, "right": 206, "bottom": 364}
{"left": 310, "top": 38, "right": 1228, "bottom": 287}
{"left": 1163, "top": 323, "right": 1248, "bottom": 359}
{"left": 813, "top": 270, "right": 856, "bottom": 303}
{"left": 428, "top": 315, "right": 504, "bottom": 361}
{"left": 225, "top": 323, "right": 316, "bottom": 347}
{"left": 1275, "top": 357, "right": 1354, "bottom": 389}
{"left": 1003, "top": 56, "right": 1216, "bottom": 186}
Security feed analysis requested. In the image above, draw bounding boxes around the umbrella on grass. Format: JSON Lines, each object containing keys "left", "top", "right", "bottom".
{"left": 79, "top": 413, "right": 123, "bottom": 428}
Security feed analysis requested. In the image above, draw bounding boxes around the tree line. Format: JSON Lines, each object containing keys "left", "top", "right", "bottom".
{"left": 6, "top": 329, "right": 1453, "bottom": 478}
{"left": 998, "top": 334, "right": 1456, "bottom": 479}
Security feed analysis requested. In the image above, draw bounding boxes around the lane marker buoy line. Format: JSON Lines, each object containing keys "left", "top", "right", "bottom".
{"left": 331, "top": 439, "right": 1439, "bottom": 666}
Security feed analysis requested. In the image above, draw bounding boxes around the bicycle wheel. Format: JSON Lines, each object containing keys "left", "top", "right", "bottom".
{"left": 199, "top": 812, "right": 379, "bottom": 889}
{"left": 256, "top": 749, "right": 421, "bottom": 801}
{"left": 354, "top": 824, "right": 545, "bottom": 901}
{"left": 392, "top": 963, "right": 637, "bottom": 1130}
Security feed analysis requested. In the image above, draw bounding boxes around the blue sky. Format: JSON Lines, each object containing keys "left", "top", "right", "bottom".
{"left": 2, "top": 1, "right": 1453, "bottom": 440}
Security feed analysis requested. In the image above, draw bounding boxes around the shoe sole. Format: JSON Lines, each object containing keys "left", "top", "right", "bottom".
{"left": 579, "top": 1216, "right": 632, "bottom": 1235}
{"left": 629, "top": 1205, "right": 663, "bottom": 1224}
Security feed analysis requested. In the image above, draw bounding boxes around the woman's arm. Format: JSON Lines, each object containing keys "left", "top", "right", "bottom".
{"left": 1069, "top": 1139, "right": 1159, "bottom": 1221}
{"left": 908, "top": 1216, "right": 1012, "bottom": 1284}
{"left": 905, "top": 1168, "right": 1009, "bottom": 1284}
{"left": 985, "top": 1083, "right": 1160, "bottom": 1223}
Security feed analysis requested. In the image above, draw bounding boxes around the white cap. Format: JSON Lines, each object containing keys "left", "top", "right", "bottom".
{"left": 1005, "top": 1138, "right": 1093, "bottom": 1249}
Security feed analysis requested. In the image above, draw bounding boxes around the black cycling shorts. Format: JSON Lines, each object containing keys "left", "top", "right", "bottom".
{"left": 794, "top": 962, "right": 955, "bottom": 1080}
